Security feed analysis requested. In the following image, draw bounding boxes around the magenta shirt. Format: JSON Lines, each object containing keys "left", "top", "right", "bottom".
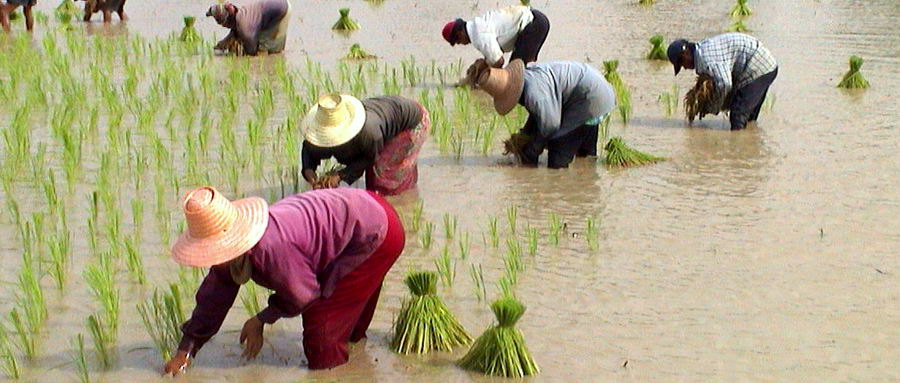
{"left": 178, "top": 188, "right": 388, "bottom": 354}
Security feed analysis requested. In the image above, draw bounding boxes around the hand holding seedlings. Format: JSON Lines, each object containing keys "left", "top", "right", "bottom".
{"left": 163, "top": 350, "right": 191, "bottom": 376}
{"left": 312, "top": 173, "right": 341, "bottom": 189}
{"left": 239, "top": 316, "right": 265, "bottom": 360}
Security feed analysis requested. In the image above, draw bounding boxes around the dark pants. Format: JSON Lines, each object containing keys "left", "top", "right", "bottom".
{"left": 729, "top": 67, "right": 778, "bottom": 130}
{"left": 510, "top": 9, "right": 550, "bottom": 64}
{"left": 301, "top": 192, "right": 405, "bottom": 369}
{"left": 522, "top": 123, "right": 599, "bottom": 169}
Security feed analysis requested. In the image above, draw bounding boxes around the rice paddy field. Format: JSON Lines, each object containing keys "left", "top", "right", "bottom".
{"left": 1, "top": 0, "right": 898, "bottom": 382}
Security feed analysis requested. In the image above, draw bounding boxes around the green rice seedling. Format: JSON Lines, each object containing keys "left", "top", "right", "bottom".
{"left": 55, "top": 0, "right": 80, "bottom": 23}
{"left": 458, "top": 231, "right": 470, "bottom": 260}
{"left": 469, "top": 264, "right": 486, "bottom": 302}
{"left": 72, "top": 334, "right": 90, "bottom": 383}
{"left": 84, "top": 252, "right": 119, "bottom": 334}
{"left": 506, "top": 206, "right": 518, "bottom": 235}
{"left": 604, "top": 137, "right": 666, "bottom": 168}
{"left": 87, "top": 314, "right": 114, "bottom": 369}
{"left": 0, "top": 322, "right": 20, "bottom": 379}
{"left": 434, "top": 246, "right": 456, "bottom": 287}
{"left": 497, "top": 275, "right": 516, "bottom": 298}
{"left": 443, "top": 213, "right": 457, "bottom": 240}
{"left": 240, "top": 281, "right": 262, "bottom": 316}
{"left": 837, "top": 55, "right": 869, "bottom": 89}
{"left": 548, "top": 213, "right": 562, "bottom": 246}
{"left": 47, "top": 230, "right": 71, "bottom": 290}
{"left": 586, "top": 216, "right": 599, "bottom": 252}
{"left": 123, "top": 236, "right": 146, "bottom": 285}
{"left": 420, "top": 221, "right": 434, "bottom": 249}
{"left": 488, "top": 216, "right": 500, "bottom": 248}
{"left": 504, "top": 239, "right": 523, "bottom": 284}
{"left": 457, "top": 297, "right": 540, "bottom": 377}
{"left": 727, "top": 17, "right": 750, "bottom": 32}
{"left": 603, "top": 60, "right": 632, "bottom": 124}
{"left": 526, "top": 226, "right": 538, "bottom": 257}
{"left": 411, "top": 200, "right": 424, "bottom": 232}
{"left": 332, "top": 8, "right": 360, "bottom": 31}
{"left": 344, "top": 44, "right": 375, "bottom": 60}
{"left": 390, "top": 271, "right": 471, "bottom": 354}
{"left": 179, "top": 16, "right": 202, "bottom": 43}
{"left": 137, "top": 284, "right": 186, "bottom": 361}
{"left": 8, "top": 309, "right": 36, "bottom": 360}
{"left": 658, "top": 84, "right": 679, "bottom": 117}
{"left": 647, "top": 35, "right": 667, "bottom": 60}
{"left": 730, "top": 0, "right": 752, "bottom": 17}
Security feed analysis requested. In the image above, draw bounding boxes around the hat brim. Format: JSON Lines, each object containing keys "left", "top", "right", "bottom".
{"left": 493, "top": 60, "right": 525, "bottom": 116}
{"left": 302, "top": 95, "right": 366, "bottom": 148}
{"left": 171, "top": 197, "right": 269, "bottom": 267}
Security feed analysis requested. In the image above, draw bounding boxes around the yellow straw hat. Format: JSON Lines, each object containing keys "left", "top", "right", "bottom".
{"left": 171, "top": 186, "right": 269, "bottom": 267}
{"left": 302, "top": 94, "right": 366, "bottom": 148}
{"left": 476, "top": 59, "right": 525, "bottom": 115}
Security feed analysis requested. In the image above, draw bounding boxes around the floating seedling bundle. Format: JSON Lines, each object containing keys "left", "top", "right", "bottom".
{"left": 391, "top": 271, "right": 471, "bottom": 354}
{"left": 837, "top": 55, "right": 869, "bottom": 89}
{"left": 344, "top": 44, "right": 375, "bottom": 60}
{"left": 603, "top": 60, "right": 632, "bottom": 123}
{"left": 647, "top": 35, "right": 667, "bottom": 60}
{"left": 179, "top": 16, "right": 202, "bottom": 43}
{"left": 684, "top": 74, "right": 717, "bottom": 123}
{"left": 604, "top": 136, "right": 665, "bottom": 167}
{"left": 730, "top": 0, "right": 752, "bottom": 17}
{"left": 457, "top": 297, "right": 540, "bottom": 378}
{"left": 332, "top": 8, "right": 360, "bottom": 31}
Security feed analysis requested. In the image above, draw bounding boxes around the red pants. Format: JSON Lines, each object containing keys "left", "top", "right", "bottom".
{"left": 301, "top": 192, "right": 405, "bottom": 369}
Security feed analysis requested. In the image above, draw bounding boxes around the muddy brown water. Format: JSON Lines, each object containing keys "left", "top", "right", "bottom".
{"left": 3, "top": 0, "right": 899, "bottom": 382}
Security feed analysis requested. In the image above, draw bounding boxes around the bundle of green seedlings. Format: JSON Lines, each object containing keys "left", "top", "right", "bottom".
{"left": 647, "top": 35, "right": 667, "bottom": 60}
{"left": 727, "top": 16, "right": 750, "bottom": 32}
{"left": 55, "top": 0, "right": 81, "bottom": 23}
{"left": 684, "top": 74, "right": 717, "bottom": 123}
{"left": 179, "top": 16, "right": 202, "bottom": 43}
{"left": 457, "top": 297, "right": 540, "bottom": 377}
{"left": 344, "top": 44, "right": 376, "bottom": 60}
{"left": 603, "top": 60, "right": 632, "bottom": 123}
{"left": 837, "top": 55, "right": 869, "bottom": 89}
{"left": 391, "top": 271, "right": 471, "bottom": 354}
{"left": 332, "top": 8, "right": 360, "bottom": 31}
{"left": 604, "top": 136, "right": 666, "bottom": 167}
{"left": 730, "top": 0, "right": 752, "bottom": 17}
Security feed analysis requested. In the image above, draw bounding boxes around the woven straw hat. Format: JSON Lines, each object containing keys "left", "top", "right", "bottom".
{"left": 171, "top": 187, "right": 269, "bottom": 267}
{"left": 302, "top": 94, "right": 366, "bottom": 148}
{"left": 476, "top": 59, "right": 525, "bottom": 115}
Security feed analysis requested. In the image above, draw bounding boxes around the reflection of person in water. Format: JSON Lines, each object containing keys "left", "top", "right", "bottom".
{"left": 206, "top": 0, "right": 291, "bottom": 56}
{"left": 677, "top": 128, "right": 770, "bottom": 197}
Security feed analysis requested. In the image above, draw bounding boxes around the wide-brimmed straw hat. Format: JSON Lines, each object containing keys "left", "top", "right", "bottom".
{"left": 476, "top": 59, "right": 525, "bottom": 115}
{"left": 171, "top": 186, "right": 269, "bottom": 267}
{"left": 302, "top": 94, "right": 366, "bottom": 148}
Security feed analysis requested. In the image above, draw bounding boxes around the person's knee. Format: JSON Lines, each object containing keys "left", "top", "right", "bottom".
{"left": 303, "top": 333, "right": 350, "bottom": 369}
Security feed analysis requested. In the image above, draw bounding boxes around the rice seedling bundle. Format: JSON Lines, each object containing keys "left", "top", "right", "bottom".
{"left": 137, "top": 284, "right": 186, "bottom": 361}
{"left": 332, "top": 8, "right": 360, "bottom": 31}
{"left": 837, "top": 55, "right": 869, "bottom": 89}
{"left": 730, "top": 0, "right": 752, "bottom": 17}
{"left": 684, "top": 74, "right": 717, "bottom": 123}
{"left": 391, "top": 271, "right": 471, "bottom": 354}
{"left": 457, "top": 297, "right": 540, "bottom": 377}
{"left": 647, "top": 35, "right": 667, "bottom": 60}
{"left": 604, "top": 137, "right": 666, "bottom": 168}
{"left": 344, "top": 44, "right": 375, "bottom": 60}
{"left": 55, "top": 0, "right": 81, "bottom": 23}
{"left": 179, "top": 16, "right": 202, "bottom": 44}
{"left": 603, "top": 60, "right": 632, "bottom": 123}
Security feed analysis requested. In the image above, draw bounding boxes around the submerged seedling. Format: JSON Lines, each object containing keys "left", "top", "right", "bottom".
{"left": 586, "top": 216, "right": 599, "bottom": 252}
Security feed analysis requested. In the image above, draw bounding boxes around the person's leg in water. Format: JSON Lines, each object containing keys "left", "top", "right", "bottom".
{"left": 547, "top": 127, "right": 590, "bottom": 169}
{"left": 576, "top": 123, "right": 600, "bottom": 157}
{"left": 729, "top": 68, "right": 778, "bottom": 130}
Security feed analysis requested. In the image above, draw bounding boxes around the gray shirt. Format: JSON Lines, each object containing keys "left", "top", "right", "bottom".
{"left": 520, "top": 61, "right": 616, "bottom": 140}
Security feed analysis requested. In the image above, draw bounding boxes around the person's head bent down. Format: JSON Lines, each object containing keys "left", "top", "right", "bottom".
{"left": 302, "top": 94, "right": 366, "bottom": 148}
{"left": 666, "top": 38, "right": 695, "bottom": 75}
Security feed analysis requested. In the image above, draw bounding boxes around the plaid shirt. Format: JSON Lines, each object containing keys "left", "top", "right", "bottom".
{"left": 694, "top": 33, "right": 777, "bottom": 111}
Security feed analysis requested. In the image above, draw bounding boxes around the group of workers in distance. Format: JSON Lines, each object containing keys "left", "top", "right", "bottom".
{"left": 0, "top": 0, "right": 777, "bottom": 375}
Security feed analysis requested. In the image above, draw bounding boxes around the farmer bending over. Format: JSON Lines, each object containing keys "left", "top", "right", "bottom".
{"left": 667, "top": 33, "right": 778, "bottom": 130}
{"left": 442, "top": 5, "right": 550, "bottom": 68}
{"left": 206, "top": 0, "right": 291, "bottom": 56}
{"left": 0, "top": 0, "right": 35, "bottom": 33}
{"left": 81, "top": 0, "right": 127, "bottom": 23}
{"left": 301, "top": 94, "right": 429, "bottom": 196}
{"left": 164, "top": 186, "right": 405, "bottom": 374}
{"left": 476, "top": 59, "right": 616, "bottom": 169}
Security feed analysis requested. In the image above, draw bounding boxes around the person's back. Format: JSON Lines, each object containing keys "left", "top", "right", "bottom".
{"left": 696, "top": 33, "right": 776, "bottom": 89}
{"left": 522, "top": 61, "right": 616, "bottom": 139}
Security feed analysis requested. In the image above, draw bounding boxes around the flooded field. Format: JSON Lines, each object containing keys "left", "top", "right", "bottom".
{"left": 1, "top": 0, "right": 898, "bottom": 382}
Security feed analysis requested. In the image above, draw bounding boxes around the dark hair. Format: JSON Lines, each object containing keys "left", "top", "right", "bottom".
{"left": 453, "top": 18, "right": 466, "bottom": 34}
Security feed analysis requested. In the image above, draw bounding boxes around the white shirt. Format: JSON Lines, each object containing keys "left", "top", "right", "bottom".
{"left": 466, "top": 6, "right": 535, "bottom": 65}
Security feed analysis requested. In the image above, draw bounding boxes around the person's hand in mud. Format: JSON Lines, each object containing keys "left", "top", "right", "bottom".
{"left": 313, "top": 173, "right": 341, "bottom": 190}
{"left": 239, "top": 316, "right": 264, "bottom": 360}
{"left": 503, "top": 132, "right": 532, "bottom": 163}
{"left": 163, "top": 350, "right": 191, "bottom": 376}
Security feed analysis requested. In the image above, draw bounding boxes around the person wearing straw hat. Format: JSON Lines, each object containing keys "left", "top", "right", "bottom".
{"left": 442, "top": 5, "right": 550, "bottom": 68}
{"left": 474, "top": 59, "right": 617, "bottom": 168}
{"left": 163, "top": 186, "right": 405, "bottom": 374}
{"left": 301, "top": 94, "right": 429, "bottom": 196}
{"left": 206, "top": 0, "right": 291, "bottom": 56}
{"left": 0, "top": 0, "right": 36, "bottom": 33}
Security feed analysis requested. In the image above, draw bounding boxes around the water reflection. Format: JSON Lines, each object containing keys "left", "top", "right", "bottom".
{"left": 672, "top": 127, "right": 772, "bottom": 198}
